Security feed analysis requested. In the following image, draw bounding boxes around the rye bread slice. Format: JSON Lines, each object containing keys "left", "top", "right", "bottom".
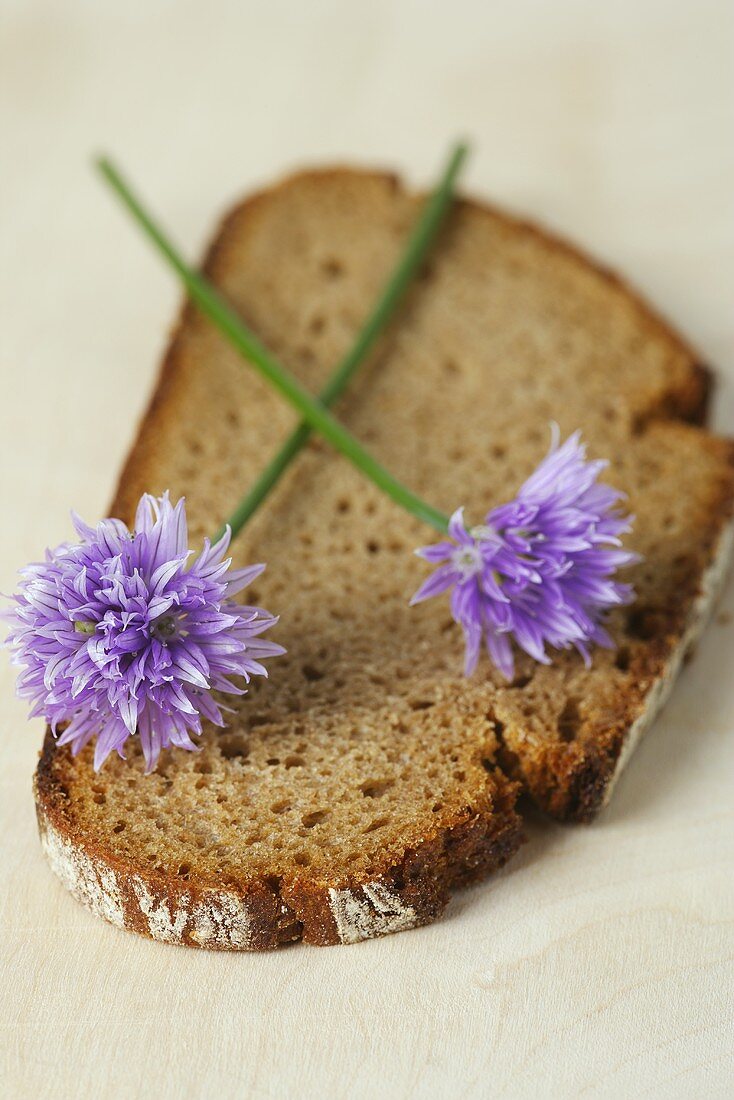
{"left": 34, "top": 168, "right": 734, "bottom": 949}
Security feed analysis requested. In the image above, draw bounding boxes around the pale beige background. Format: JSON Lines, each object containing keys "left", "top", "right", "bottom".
{"left": 1, "top": 2, "right": 733, "bottom": 1097}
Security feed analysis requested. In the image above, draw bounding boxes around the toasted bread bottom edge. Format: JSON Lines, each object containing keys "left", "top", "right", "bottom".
{"left": 33, "top": 770, "right": 523, "bottom": 950}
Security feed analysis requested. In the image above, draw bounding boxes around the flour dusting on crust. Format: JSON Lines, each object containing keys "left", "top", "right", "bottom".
{"left": 328, "top": 882, "right": 418, "bottom": 944}
{"left": 40, "top": 819, "right": 257, "bottom": 948}
{"left": 190, "top": 893, "right": 253, "bottom": 949}
{"left": 41, "top": 821, "right": 124, "bottom": 928}
{"left": 131, "top": 878, "right": 191, "bottom": 943}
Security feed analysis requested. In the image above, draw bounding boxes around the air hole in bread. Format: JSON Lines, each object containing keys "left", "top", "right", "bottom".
{"left": 302, "top": 810, "right": 329, "bottom": 828}
{"left": 302, "top": 663, "right": 324, "bottom": 682}
{"left": 247, "top": 715, "right": 269, "bottom": 728}
{"left": 558, "top": 698, "right": 582, "bottom": 742}
{"left": 626, "top": 607, "right": 656, "bottom": 640}
{"left": 321, "top": 257, "right": 343, "bottom": 279}
{"left": 359, "top": 779, "right": 394, "bottom": 799}
{"left": 363, "top": 816, "right": 390, "bottom": 834}
{"left": 219, "top": 735, "right": 250, "bottom": 760}
{"left": 512, "top": 671, "right": 534, "bottom": 689}
{"left": 615, "top": 646, "right": 631, "bottom": 672}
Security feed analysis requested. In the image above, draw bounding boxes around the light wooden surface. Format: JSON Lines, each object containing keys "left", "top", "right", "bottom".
{"left": 1, "top": 2, "right": 733, "bottom": 1097}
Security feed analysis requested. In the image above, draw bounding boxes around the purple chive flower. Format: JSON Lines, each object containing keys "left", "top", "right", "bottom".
{"left": 411, "top": 428, "right": 639, "bottom": 679}
{"left": 3, "top": 493, "right": 285, "bottom": 772}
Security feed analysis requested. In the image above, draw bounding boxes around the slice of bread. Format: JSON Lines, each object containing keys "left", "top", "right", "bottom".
{"left": 34, "top": 168, "right": 734, "bottom": 949}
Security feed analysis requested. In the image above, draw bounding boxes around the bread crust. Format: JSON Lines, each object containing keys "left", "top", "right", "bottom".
{"left": 32, "top": 165, "right": 734, "bottom": 947}
{"left": 35, "top": 734, "right": 521, "bottom": 947}
{"left": 494, "top": 434, "right": 734, "bottom": 823}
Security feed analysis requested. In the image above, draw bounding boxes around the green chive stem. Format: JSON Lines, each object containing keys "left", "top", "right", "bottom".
{"left": 97, "top": 153, "right": 460, "bottom": 535}
{"left": 216, "top": 143, "right": 465, "bottom": 540}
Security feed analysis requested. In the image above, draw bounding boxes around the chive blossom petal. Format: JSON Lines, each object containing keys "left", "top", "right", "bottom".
{"left": 2, "top": 493, "right": 285, "bottom": 772}
{"left": 411, "top": 428, "right": 640, "bottom": 679}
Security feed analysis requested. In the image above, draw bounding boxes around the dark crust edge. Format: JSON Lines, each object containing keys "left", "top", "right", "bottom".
{"left": 575, "top": 444, "right": 733, "bottom": 823}
{"left": 498, "top": 436, "right": 734, "bottom": 823}
{"left": 31, "top": 165, "right": 732, "bottom": 946}
{"left": 35, "top": 735, "right": 522, "bottom": 948}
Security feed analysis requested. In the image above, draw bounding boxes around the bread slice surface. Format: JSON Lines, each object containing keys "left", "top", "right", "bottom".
{"left": 34, "top": 167, "right": 734, "bottom": 948}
